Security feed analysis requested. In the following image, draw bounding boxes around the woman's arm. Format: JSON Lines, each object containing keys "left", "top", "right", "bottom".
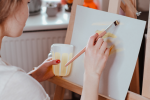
{"left": 81, "top": 73, "right": 100, "bottom": 100}
{"left": 81, "top": 33, "right": 110, "bottom": 100}
{"left": 28, "top": 58, "right": 60, "bottom": 82}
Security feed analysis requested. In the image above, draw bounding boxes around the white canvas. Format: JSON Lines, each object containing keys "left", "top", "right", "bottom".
{"left": 63, "top": 6, "right": 146, "bottom": 100}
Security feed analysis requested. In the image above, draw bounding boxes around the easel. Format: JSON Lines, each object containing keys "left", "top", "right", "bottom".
{"left": 48, "top": 0, "right": 150, "bottom": 99}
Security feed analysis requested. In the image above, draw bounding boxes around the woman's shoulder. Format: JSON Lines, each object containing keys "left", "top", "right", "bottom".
{"left": 0, "top": 65, "right": 24, "bottom": 95}
{"left": 0, "top": 66, "right": 50, "bottom": 100}
{"left": 0, "top": 65, "right": 24, "bottom": 72}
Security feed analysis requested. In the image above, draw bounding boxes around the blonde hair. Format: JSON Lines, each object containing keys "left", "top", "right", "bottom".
{"left": 0, "top": 0, "right": 22, "bottom": 24}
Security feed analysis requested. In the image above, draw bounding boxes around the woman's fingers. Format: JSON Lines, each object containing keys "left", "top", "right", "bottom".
{"left": 46, "top": 57, "right": 52, "bottom": 61}
{"left": 87, "top": 33, "right": 98, "bottom": 48}
{"left": 95, "top": 38, "right": 104, "bottom": 50}
{"left": 99, "top": 42, "right": 107, "bottom": 54}
{"left": 45, "top": 59, "right": 60, "bottom": 66}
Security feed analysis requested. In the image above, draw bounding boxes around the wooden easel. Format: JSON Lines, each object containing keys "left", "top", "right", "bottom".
{"left": 48, "top": 0, "right": 150, "bottom": 99}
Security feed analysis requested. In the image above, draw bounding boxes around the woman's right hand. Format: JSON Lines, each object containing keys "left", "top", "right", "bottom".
{"left": 81, "top": 33, "right": 110, "bottom": 100}
{"left": 84, "top": 33, "right": 110, "bottom": 79}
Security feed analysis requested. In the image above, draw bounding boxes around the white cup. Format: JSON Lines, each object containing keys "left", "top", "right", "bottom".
{"left": 50, "top": 44, "right": 74, "bottom": 76}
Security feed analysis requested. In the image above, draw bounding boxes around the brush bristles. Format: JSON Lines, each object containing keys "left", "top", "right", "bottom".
{"left": 114, "top": 20, "right": 120, "bottom": 26}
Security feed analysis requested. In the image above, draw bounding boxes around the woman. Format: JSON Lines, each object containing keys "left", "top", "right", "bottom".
{"left": 0, "top": 0, "right": 110, "bottom": 100}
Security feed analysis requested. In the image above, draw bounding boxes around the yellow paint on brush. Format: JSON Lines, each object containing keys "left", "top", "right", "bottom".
{"left": 95, "top": 30, "right": 117, "bottom": 39}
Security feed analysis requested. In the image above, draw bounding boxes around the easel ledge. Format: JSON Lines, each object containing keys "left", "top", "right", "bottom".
{"left": 48, "top": 77, "right": 148, "bottom": 100}
{"left": 47, "top": 0, "right": 150, "bottom": 100}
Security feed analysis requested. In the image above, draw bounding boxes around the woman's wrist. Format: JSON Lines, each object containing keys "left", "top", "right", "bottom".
{"left": 28, "top": 68, "right": 41, "bottom": 82}
{"left": 84, "top": 71, "right": 101, "bottom": 87}
{"left": 84, "top": 71, "right": 101, "bottom": 81}
{"left": 81, "top": 72, "right": 100, "bottom": 100}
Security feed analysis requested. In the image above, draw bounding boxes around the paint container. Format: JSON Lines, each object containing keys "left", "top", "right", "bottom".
{"left": 50, "top": 44, "right": 74, "bottom": 76}
{"left": 83, "top": 0, "right": 97, "bottom": 9}
{"left": 46, "top": 3, "right": 58, "bottom": 17}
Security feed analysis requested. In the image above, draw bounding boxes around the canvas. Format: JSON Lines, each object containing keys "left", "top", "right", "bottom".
{"left": 63, "top": 5, "right": 146, "bottom": 100}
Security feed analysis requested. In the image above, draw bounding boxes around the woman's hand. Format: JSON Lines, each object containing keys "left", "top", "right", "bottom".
{"left": 84, "top": 33, "right": 110, "bottom": 79}
{"left": 29, "top": 58, "right": 60, "bottom": 82}
{"left": 81, "top": 33, "right": 110, "bottom": 100}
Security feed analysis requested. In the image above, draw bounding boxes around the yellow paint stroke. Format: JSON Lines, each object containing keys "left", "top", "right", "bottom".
{"left": 96, "top": 30, "right": 104, "bottom": 35}
{"left": 110, "top": 48, "right": 123, "bottom": 55}
{"left": 95, "top": 30, "right": 123, "bottom": 55}
{"left": 109, "top": 45, "right": 115, "bottom": 55}
{"left": 106, "top": 39, "right": 112, "bottom": 43}
{"left": 92, "top": 22, "right": 112, "bottom": 26}
{"left": 108, "top": 45, "right": 123, "bottom": 55}
{"left": 103, "top": 32, "right": 117, "bottom": 39}
{"left": 92, "top": 22, "right": 123, "bottom": 26}
{"left": 95, "top": 30, "right": 117, "bottom": 39}
{"left": 114, "top": 40, "right": 121, "bottom": 45}
{"left": 107, "top": 39, "right": 121, "bottom": 46}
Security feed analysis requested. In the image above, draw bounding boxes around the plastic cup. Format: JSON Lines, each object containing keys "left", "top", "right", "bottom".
{"left": 50, "top": 44, "right": 74, "bottom": 76}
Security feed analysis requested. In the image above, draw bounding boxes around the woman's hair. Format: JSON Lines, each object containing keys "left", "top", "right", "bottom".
{"left": 0, "top": 0, "right": 22, "bottom": 24}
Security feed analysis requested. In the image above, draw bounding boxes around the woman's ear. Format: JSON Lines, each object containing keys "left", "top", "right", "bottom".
{"left": 3, "top": 16, "right": 24, "bottom": 37}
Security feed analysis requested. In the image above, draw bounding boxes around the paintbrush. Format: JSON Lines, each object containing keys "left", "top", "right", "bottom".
{"left": 65, "top": 20, "right": 120, "bottom": 67}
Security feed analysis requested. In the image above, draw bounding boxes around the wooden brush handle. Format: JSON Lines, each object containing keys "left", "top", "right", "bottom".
{"left": 65, "top": 47, "right": 86, "bottom": 66}
{"left": 96, "top": 31, "right": 106, "bottom": 41}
